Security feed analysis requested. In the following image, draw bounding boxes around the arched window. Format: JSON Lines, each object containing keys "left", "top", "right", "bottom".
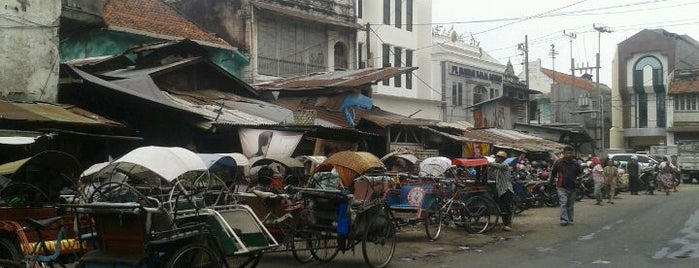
{"left": 473, "top": 86, "right": 488, "bottom": 104}
{"left": 632, "top": 56, "right": 664, "bottom": 128}
{"left": 334, "top": 42, "right": 348, "bottom": 70}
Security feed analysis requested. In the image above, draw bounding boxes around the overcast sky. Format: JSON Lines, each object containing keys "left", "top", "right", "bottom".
{"left": 432, "top": 0, "right": 699, "bottom": 85}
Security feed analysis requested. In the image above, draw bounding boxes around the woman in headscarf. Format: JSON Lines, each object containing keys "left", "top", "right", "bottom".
{"left": 658, "top": 156, "right": 676, "bottom": 195}
{"left": 591, "top": 156, "right": 605, "bottom": 205}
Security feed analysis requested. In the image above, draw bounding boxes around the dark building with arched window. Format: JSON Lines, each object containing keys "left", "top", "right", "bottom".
{"left": 611, "top": 29, "right": 699, "bottom": 151}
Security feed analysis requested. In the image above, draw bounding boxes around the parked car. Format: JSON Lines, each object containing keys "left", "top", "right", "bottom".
{"left": 608, "top": 153, "right": 658, "bottom": 170}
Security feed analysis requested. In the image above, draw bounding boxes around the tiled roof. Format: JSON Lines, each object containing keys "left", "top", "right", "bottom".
{"left": 540, "top": 68, "right": 596, "bottom": 91}
{"left": 669, "top": 67, "right": 699, "bottom": 94}
{"left": 102, "top": 0, "right": 232, "bottom": 49}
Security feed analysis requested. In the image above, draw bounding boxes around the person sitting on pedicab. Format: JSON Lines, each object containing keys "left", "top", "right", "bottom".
{"left": 249, "top": 166, "right": 282, "bottom": 194}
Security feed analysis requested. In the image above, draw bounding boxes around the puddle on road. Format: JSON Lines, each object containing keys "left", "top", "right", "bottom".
{"left": 653, "top": 208, "right": 699, "bottom": 259}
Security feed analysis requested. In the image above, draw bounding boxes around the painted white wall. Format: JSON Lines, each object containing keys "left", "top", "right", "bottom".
{"left": 357, "top": 0, "right": 437, "bottom": 119}
{"left": 0, "top": 0, "right": 61, "bottom": 102}
{"left": 519, "top": 59, "right": 553, "bottom": 94}
{"left": 371, "top": 93, "right": 442, "bottom": 120}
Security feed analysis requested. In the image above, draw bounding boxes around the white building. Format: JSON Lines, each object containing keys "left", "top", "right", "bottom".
{"left": 356, "top": 0, "right": 440, "bottom": 120}
{"left": 431, "top": 30, "right": 506, "bottom": 122}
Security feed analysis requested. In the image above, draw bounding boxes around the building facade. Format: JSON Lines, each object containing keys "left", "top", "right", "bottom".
{"left": 522, "top": 59, "right": 611, "bottom": 154}
{"left": 355, "top": 0, "right": 440, "bottom": 120}
{"left": 168, "top": 0, "right": 359, "bottom": 83}
{"left": 668, "top": 66, "right": 699, "bottom": 143}
{"left": 431, "top": 30, "right": 506, "bottom": 123}
{"left": 1, "top": 0, "right": 61, "bottom": 102}
{"left": 610, "top": 29, "right": 699, "bottom": 151}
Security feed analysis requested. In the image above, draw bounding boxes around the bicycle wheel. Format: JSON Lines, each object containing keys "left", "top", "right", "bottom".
{"left": 424, "top": 198, "right": 443, "bottom": 240}
{"left": 442, "top": 201, "right": 467, "bottom": 228}
{"left": 308, "top": 233, "right": 339, "bottom": 262}
{"left": 164, "top": 244, "right": 221, "bottom": 268}
{"left": 290, "top": 235, "right": 314, "bottom": 264}
{"left": 362, "top": 214, "right": 396, "bottom": 268}
{"left": 0, "top": 238, "right": 20, "bottom": 261}
{"left": 463, "top": 196, "right": 491, "bottom": 234}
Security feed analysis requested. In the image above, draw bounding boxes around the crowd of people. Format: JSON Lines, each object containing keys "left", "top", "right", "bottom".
{"left": 488, "top": 146, "right": 680, "bottom": 231}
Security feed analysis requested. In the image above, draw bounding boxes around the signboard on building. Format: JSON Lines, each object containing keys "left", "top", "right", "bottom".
{"left": 449, "top": 65, "right": 503, "bottom": 84}
{"left": 462, "top": 142, "right": 492, "bottom": 158}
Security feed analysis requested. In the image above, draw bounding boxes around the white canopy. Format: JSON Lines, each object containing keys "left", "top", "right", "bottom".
{"left": 217, "top": 153, "right": 250, "bottom": 167}
{"left": 419, "top": 156, "right": 453, "bottom": 177}
{"left": 89, "top": 146, "right": 207, "bottom": 182}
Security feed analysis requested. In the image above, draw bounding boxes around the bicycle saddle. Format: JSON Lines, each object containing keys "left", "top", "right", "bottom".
{"left": 26, "top": 216, "right": 63, "bottom": 230}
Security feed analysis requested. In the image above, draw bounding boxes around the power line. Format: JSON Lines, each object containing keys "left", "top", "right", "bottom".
{"left": 472, "top": 0, "right": 590, "bottom": 36}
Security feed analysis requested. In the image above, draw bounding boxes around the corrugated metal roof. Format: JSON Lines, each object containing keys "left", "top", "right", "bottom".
{"left": 257, "top": 67, "right": 418, "bottom": 91}
{"left": 0, "top": 100, "right": 123, "bottom": 127}
{"left": 436, "top": 121, "right": 474, "bottom": 131}
{"left": 100, "top": 57, "right": 201, "bottom": 78}
{"left": 421, "top": 126, "right": 488, "bottom": 144}
{"left": 362, "top": 107, "right": 436, "bottom": 128}
{"left": 461, "top": 128, "right": 565, "bottom": 153}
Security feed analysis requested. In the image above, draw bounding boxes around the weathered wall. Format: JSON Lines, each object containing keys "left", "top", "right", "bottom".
{"left": 166, "top": 0, "right": 249, "bottom": 51}
{"left": 0, "top": 0, "right": 61, "bottom": 102}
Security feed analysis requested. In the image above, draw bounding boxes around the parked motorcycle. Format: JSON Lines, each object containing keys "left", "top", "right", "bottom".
{"left": 576, "top": 166, "right": 594, "bottom": 201}
{"left": 640, "top": 164, "right": 658, "bottom": 195}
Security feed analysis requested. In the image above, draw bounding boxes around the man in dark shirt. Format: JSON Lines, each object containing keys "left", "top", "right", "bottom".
{"left": 550, "top": 146, "right": 582, "bottom": 226}
{"left": 627, "top": 156, "right": 640, "bottom": 195}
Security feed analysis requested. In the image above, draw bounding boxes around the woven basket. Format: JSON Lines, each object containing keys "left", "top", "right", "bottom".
{"left": 293, "top": 110, "right": 317, "bottom": 125}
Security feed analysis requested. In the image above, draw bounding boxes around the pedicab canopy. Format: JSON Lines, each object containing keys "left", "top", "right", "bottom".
{"left": 381, "top": 152, "right": 419, "bottom": 173}
{"left": 84, "top": 146, "right": 207, "bottom": 184}
{"left": 314, "top": 151, "right": 385, "bottom": 187}
{"left": 0, "top": 151, "right": 81, "bottom": 205}
{"left": 418, "top": 157, "right": 453, "bottom": 177}
{"left": 217, "top": 153, "right": 249, "bottom": 167}
{"left": 197, "top": 154, "right": 237, "bottom": 172}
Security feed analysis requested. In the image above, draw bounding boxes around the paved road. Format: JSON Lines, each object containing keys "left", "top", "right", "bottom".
{"left": 257, "top": 185, "right": 699, "bottom": 268}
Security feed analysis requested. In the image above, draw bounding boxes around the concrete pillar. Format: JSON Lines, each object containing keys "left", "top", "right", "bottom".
{"left": 609, "top": 50, "right": 625, "bottom": 148}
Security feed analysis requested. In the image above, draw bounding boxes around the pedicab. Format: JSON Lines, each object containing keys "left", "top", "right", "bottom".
{"left": 296, "top": 151, "right": 396, "bottom": 268}
{"left": 68, "top": 146, "right": 277, "bottom": 268}
{"left": 384, "top": 156, "right": 446, "bottom": 240}
{"left": 296, "top": 156, "right": 327, "bottom": 184}
{"left": 0, "top": 151, "right": 87, "bottom": 264}
{"left": 449, "top": 157, "right": 500, "bottom": 233}
{"left": 381, "top": 152, "right": 419, "bottom": 175}
{"left": 248, "top": 157, "right": 305, "bottom": 193}
{"left": 216, "top": 153, "right": 250, "bottom": 193}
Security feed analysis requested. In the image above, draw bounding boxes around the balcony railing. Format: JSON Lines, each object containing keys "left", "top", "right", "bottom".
{"left": 258, "top": 56, "right": 326, "bottom": 77}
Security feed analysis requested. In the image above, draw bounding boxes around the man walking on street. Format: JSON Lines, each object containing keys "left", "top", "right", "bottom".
{"left": 628, "top": 156, "right": 640, "bottom": 195}
{"left": 489, "top": 151, "right": 514, "bottom": 231}
{"left": 550, "top": 146, "right": 582, "bottom": 226}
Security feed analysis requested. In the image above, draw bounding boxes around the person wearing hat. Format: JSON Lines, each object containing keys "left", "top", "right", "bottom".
{"left": 550, "top": 146, "right": 582, "bottom": 226}
{"left": 488, "top": 151, "right": 514, "bottom": 231}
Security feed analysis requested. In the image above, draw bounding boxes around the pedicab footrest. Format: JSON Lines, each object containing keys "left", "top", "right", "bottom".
{"left": 80, "top": 250, "right": 148, "bottom": 268}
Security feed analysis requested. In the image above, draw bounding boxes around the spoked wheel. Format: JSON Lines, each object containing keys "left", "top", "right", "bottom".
{"left": 165, "top": 245, "right": 221, "bottom": 268}
{"left": 442, "top": 201, "right": 468, "bottom": 228}
{"left": 308, "top": 233, "right": 339, "bottom": 262}
{"left": 424, "top": 198, "right": 443, "bottom": 240}
{"left": 463, "top": 196, "right": 491, "bottom": 234}
{"left": 290, "top": 234, "right": 314, "bottom": 264}
{"left": 362, "top": 214, "right": 396, "bottom": 268}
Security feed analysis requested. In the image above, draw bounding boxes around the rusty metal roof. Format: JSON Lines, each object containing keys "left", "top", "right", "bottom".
{"left": 0, "top": 100, "right": 123, "bottom": 127}
{"left": 461, "top": 128, "right": 565, "bottom": 153}
{"left": 256, "top": 67, "right": 418, "bottom": 91}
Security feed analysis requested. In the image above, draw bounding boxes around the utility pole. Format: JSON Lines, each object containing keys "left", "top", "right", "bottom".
{"left": 518, "top": 35, "right": 529, "bottom": 88}
{"left": 518, "top": 35, "right": 531, "bottom": 122}
{"left": 564, "top": 30, "right": 577, "bottom": 90}
{"left": 549, "top": 44, "right": 559, "bottom": 81}
{"left": 365, "top": 22, "right": 372, "bottom": 68}
{"left": 594, "top": 24, "right": 612, "bottom": 156}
